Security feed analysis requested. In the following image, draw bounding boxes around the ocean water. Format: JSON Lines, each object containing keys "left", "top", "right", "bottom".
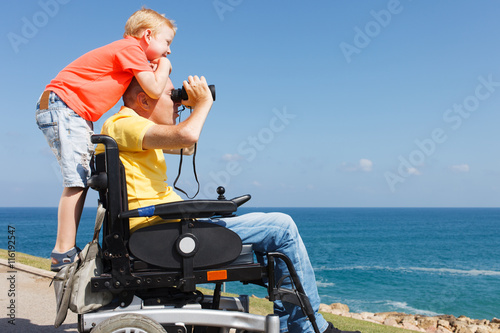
{"left": 1, "top": 207, "right": 499, "bottom": 320}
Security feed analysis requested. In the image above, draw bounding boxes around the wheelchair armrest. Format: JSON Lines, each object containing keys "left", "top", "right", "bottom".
{"left": 231, "top": 194, "right": 251, "bottom": 207}
{"left": 119, "top": 200, "right": 238, "bottom": 220}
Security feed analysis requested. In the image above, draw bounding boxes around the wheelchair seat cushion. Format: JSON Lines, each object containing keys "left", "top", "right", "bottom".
{"left": 128, "top": 221, "right": 243, "bottom": 269}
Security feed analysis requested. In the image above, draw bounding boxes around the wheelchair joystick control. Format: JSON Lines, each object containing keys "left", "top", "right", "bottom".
{"left": 217, "top": 186, "right": 226, "bottom": 200}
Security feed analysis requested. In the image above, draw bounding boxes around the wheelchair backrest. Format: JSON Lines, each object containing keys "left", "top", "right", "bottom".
{"left": 88, "top": 135, "right": 130, "bottom": 245}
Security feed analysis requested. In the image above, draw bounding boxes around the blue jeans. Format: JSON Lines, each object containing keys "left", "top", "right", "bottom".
{"left": 210, "top": 212, "right": 328, "bottom": 333}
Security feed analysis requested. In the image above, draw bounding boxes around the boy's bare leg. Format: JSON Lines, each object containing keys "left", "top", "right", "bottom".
{"left": 52, "top": 186, "right": 88, "bottom": 256}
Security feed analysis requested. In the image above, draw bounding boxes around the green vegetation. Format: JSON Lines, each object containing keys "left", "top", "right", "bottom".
{"left": 0, "top": 250, "right": 418, "bottom": 332}
{"left": 0, "top": 248, "right": 51, "bottom": 271}
{"left": 247, "top": 294, "right": 418, "bottom": 333}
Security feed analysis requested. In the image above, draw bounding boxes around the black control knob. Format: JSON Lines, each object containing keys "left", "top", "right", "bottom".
{"left": 217, "top": 186, "right": 226, "bottom": 200}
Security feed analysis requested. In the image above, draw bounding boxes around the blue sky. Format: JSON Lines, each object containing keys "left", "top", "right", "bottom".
{"left": 2, "top": 0, "right": 500, "bottom": 207}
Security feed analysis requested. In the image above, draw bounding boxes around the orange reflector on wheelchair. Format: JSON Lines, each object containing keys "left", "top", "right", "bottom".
{"left": 207, "top": 270, "right": 227, "bottom": 281}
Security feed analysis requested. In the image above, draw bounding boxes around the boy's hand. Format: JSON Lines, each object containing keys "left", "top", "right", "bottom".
{"left": 134, "top": 58, "right": 171, "bottom": 99}
{"left": 182, "top": 76, "right": 213, "bottom": 108}
{"left": 151, "top": 57, "right": 172, "bottom": 74}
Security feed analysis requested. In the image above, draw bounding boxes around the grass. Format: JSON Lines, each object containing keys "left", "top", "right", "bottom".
{"left": 0, "top": 248, "right": 51, "bottom": 271}
{"left": 0, "top": 250, "right": 418, "bottom": 332}
{"left": 246, "top": 293, "right": 418, "bottom": 333}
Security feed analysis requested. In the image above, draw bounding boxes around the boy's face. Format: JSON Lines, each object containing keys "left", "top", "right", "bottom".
{"left": 145, "top": 25, "right": 175, "bottom": 61}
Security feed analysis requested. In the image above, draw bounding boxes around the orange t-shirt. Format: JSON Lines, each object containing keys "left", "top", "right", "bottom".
{"left": 46, "top": 36, "right": 153, "bottom": 122}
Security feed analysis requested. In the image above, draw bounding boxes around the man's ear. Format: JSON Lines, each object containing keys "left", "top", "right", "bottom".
{"left": 136, "top": 92, "right": 150, "bottom": 111}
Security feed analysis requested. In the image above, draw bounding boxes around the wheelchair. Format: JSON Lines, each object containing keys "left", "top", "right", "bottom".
{"left": 78, "top": 134, "right": 321, "bottom": 333}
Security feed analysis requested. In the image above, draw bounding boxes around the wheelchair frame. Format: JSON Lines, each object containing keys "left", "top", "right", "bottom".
{"left": 78, "top": 134, "right": 320, "bottom": 333}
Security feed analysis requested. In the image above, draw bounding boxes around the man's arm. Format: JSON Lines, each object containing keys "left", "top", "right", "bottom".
{"left": 143, "top": 76, "right": 213, "bottom": 150}
{"left": 133, "top": 57, "right": 171, "bottom": 99}
{"left": 163, "top": 145, "right": 195, "bottom": 155}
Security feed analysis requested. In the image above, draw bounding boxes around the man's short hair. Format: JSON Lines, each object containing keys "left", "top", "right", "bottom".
{"left": 123, "top": 77, "right": 145, "bottom": 107}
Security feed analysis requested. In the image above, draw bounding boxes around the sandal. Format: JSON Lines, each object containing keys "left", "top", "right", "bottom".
{"left": 50, "top": 247, "right": 80, "bottom": 272}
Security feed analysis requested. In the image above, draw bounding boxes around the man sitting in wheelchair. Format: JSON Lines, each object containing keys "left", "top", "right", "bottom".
{"left": 95, "top": 74, "right": 359, "bottom": 333}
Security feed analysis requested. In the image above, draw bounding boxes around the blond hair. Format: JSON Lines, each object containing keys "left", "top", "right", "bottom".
{"left": 124, "top": 7, "right": 176, "bottom": 38}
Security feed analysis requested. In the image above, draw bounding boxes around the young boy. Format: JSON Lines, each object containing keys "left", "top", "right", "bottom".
{"left": 35, "top": 8, "right": 176, "bottom": 271}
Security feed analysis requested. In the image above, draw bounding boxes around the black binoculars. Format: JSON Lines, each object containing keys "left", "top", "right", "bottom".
{"left": 171, "top": 85, "right": 216, "bottom": 102}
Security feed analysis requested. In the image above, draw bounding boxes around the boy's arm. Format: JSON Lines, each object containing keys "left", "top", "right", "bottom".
{"left": 134, "top": 57, "right": 171, "bottom": 99}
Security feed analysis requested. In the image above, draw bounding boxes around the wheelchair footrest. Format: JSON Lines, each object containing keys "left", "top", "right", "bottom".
{"left": 271, "top": 287, "right": 314, "bottom": 317}
{"left": 266, "top": 252, "right": 321, "bottom": 333}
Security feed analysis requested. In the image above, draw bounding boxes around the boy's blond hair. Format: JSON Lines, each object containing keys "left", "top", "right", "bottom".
{"left": 124, "top": 8, "right": 177, "bottom": 38}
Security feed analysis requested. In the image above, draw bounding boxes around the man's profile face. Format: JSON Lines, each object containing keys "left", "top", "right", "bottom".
{"left": 149, "top": 78, "right": 182, "bottom": 125}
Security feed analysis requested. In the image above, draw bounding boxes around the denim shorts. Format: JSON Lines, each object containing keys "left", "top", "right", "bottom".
{"left": 36, "top": 92, "right": 94, "bottom": 188}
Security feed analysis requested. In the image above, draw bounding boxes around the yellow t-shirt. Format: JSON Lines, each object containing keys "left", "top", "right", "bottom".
{"left": 96, "top": 106, "right": 182, "bottom": 232}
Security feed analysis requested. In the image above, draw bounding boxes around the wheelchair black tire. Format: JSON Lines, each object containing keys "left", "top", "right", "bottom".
{"left": 90, "top": 313, "right": 167, "bottom": 333}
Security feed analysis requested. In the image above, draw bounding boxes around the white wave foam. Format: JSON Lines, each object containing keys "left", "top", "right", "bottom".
{"left": 316, "top": 281, "right": 335, "bottom": 288}
{"left": 315, "top": 265, "right": 384, "bottom": 272}
{"left": 315, "top": 265, "right": 500, "bottom": 276}
{"left": 407, "top": 267, "right": 500, "bottom": 276}
{"left": 383, "top": 300, "right": 441, "bottom": 317}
